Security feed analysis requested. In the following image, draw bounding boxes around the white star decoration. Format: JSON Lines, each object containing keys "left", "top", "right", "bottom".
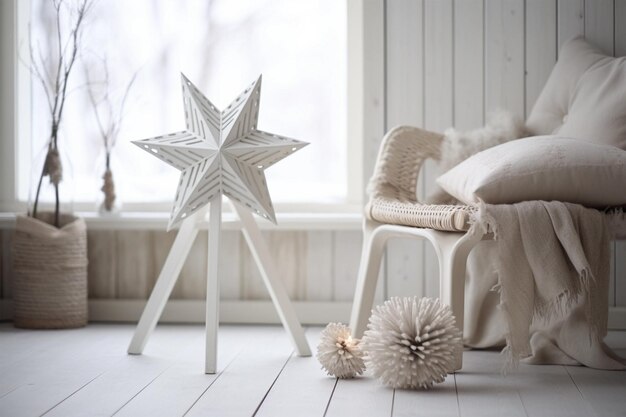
{"left": 133, "top": 74, "right": 308, "bottom": 229}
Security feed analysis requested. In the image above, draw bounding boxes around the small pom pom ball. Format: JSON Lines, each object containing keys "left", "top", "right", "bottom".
{"left": 361, "top": 297, "right": 462, "bottom": 389}
{"left": 317, "top": 323, "right": 366, "bottom": 378}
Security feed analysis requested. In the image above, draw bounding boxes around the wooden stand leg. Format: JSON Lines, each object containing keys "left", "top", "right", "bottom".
{"left": 205, "top": 195, "right": 222, "bottom": 374}
{"left": 231, "top": 201, "right": 311, "bottom": 357}
{"left": 128, "top": 213, "right": 201, "bottom": 355}
{"left": 129, "top": 196, "right": 310, "bottom": 371}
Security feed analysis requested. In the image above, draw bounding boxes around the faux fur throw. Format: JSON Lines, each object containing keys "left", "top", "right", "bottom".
{"left": 426, "top": 110, "right": 527, "bottom": 204}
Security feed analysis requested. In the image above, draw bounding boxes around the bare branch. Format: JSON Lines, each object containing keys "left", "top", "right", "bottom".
{"left": 30, "top": 0, "right": 95, "bottom": 223}
{"left": 35, "top": 40, "right": 55, "bottom": 88}
{"left": 51, "top": 0, "right": 64, "bottom": 125}
{"left": 85, "top": 51, "right": 139, "bottom": 161}
{"left": 27, "top": 40, "right": 53, "bottom": 113}
{"left": 83, "top": 61, "right": 108, "bottom": 146}
{"left": 54, "top": 0, "right": 92, "bottom": 141}
{"left": 116, "top": 69, "right": 139, "bottom": 132}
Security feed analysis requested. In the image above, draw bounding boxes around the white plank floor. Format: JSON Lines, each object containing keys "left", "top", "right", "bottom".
{"left": 0, "top": 324, "right": 624, "bottom": 417}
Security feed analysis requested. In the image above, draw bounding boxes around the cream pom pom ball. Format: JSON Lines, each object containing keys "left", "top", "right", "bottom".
{"left": 317, "top": 323, "right": 366, "bottom": 378}
{"left": 361, "top": 297, "right": 462, "bottom": 389}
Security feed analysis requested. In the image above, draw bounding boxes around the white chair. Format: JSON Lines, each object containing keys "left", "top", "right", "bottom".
{"left": 349, "top": 124, "right": 626, "bottom": 372}
{"left": 348, "top": 126, "right": 486, "bottom": 371}
{"left": 350, "top": 37, "right": 626, "bottom": 372}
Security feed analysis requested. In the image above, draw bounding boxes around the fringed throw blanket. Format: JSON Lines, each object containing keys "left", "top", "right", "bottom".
{"left": 467, "top": 201, "right": 625, "bottom": 370}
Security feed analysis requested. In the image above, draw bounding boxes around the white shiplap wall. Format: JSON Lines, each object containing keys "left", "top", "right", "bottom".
{"left": 1, "top": 0, "right": 624, "bottom": 321}
{"left": 384, "top": 0, "right": 626, "bottom": 308}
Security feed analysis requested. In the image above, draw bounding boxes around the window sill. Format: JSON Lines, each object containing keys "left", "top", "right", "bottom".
{"left": 0, "top": 210, "right": 364, "bottom": 231}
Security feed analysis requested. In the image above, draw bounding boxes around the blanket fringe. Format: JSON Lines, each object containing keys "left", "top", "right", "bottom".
{"left": 533, "top": 262, "right": 594, "bottom": 324}
{"left": 472, "top": 203, "right": 606, "bottom": 373}
{"left": 500, "top": 345, "right": 527, "bottom": 375}
{"left": 469, "top": 202, "right": 499, "bottom": 239}
{"left": 533, "top": 288, "right": 580, "bottom": 325}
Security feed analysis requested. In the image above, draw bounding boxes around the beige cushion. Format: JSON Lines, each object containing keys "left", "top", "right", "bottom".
{"left": 436, "top": 136, "right": 626, "bottom": 207}
{"left": 526, "top": 37, "right": 626, "bottom": 150}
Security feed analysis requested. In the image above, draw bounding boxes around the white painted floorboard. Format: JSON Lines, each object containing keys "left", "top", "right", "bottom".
{"left": 0, "top": 326, "right": 134, "bottom": 415}
{"left": 254, "top": 328, "right": 336, "bottom": 417}
{"left": 45, "top": 326, "right": 202, "bottom": 417}
{"left": 0, "top": 323, "right": 624, "bottom": 417}
{"left": 184, "top": 326, "right": 294, "bottom": 417}
{"left": 392, "top": 375, "right": 459, "bottom": 417}
{"left": 324, "top": 371, "right": 394, "bottom": 417}
{"left": 115, "top": 326, "right": 248, "bottom": 417}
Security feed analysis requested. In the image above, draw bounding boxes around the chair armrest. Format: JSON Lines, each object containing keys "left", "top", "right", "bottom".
{"left": 367, "top": 126, "right": 443, "bottom": 202}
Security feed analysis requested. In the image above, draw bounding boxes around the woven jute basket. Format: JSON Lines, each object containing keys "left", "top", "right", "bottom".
{"left": 12, "top": 212, "right": 88, "bottom": 329}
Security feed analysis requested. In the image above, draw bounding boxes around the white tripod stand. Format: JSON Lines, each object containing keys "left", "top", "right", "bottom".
{"left": 127, "top": 194, "right": 311, "bottom": 374}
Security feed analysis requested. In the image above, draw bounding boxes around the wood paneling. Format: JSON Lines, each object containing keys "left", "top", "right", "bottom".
{"left": 87, "top": 231, "right": 117, "bottom": 298}
{"left": 384, "top": 0, "right": 625, "bottom": 308}
{"left": 80, "top": 229, "right": 357, "bottom": 303}
{"left": 525, "top": 0, "right": 557, "bottom": 117}
{"left": 485, "top": 0, "right": 525, "bottom": 117}
{"left": 423, "top": 0, "right": 453, "bottom": 297}
{"left": 305, "top": 231, "right": 334, "bottom": 301}
{"left": 149, "top": 230, "right": 177, "bottom": 299}
{"left": 2, "top": 0, "right": 625, "bottom": 312}
{"left": 219, "top": 231, "right": 241, "bottom": 300}
{"left": 115, "top": 231, "right": 154, "bottom": 298}
{"left": 177, "top": 231, "right": 207, "bottom": 299}
{"left": 332, "top": 231, "right": 363, "bottom": 302}
{"left": 385, "top": 0, "right": 423, "bottom": 130}
{"left": 384, "top": 0, "right": 425, "bottom": 300}
{"left": 424, "top": 0, "right": 454, "bottom": 134}
{"left": 454, "top": 0, "right": 485, "bottom": 130}
{"left": 362, "top": 0, "right": 386, "bottom": 194}
{"left": 585, "top": 0, "right": 615, "bottom": 55}
{"left": 558, "top": 0, "right": 585, "bottom": 48}
{"left": 241, "top": 231, "right": 307, "bottom": 301}
{"left": 1, "top": 231, "right": 12, "bottom": 299}
{"left": 386, "top": 238, "right": 423, "bottom": 298}
{"left": 617, "top": 0, "right": 626, "bottom": 56}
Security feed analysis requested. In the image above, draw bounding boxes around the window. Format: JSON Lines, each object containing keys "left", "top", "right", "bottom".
{"left": 23, "top": 0, "right": 348, "bottom": 210}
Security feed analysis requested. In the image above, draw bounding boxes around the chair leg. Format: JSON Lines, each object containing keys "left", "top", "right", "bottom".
{"left": 435, "top": 231, "right": 482, "bottom": 372}
{"left": 350, "top": 221, "right": 386, "bottom": 338}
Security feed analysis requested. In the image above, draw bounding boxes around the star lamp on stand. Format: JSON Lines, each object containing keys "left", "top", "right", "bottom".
{"left": 127, "top": 74, "right": 311, "bottom": 373}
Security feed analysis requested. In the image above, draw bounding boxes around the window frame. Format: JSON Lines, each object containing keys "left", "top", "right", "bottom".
{"left": 1, "top": 0, "right": 385, "bottom": 218}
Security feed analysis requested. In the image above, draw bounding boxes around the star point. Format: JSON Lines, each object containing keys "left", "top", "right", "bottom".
{"left": 133, "top": 74, "right": 308, "bottom": 230}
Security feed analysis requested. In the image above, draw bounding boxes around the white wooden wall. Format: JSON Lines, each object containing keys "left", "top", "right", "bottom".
{"left": 0, "top": 228, "right": 385, "bottom": 304}
{"left": 1, "top": 0, "right": 624, "bottom": 319}
{"left": 384, "top": 0, "right": 626, "bottom": 308}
